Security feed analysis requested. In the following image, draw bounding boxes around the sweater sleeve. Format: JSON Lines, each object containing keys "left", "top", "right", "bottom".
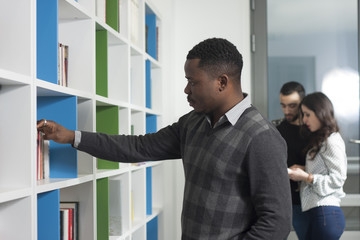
{"left": 311, "top": 133, "right": 347, "bottom": 196}
{"left": 244, "top": 129, "right": 292, "bottom": 240}
{"left": 77, "top": 122, "right": 182, "bottom": 163}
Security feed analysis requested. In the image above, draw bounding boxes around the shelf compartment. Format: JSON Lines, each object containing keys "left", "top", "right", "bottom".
{"left": 151, "top": 165, "right": 164, "bottom": 215}
{"left": 131, "top": 110, "right": 145, "bottom": 135}
{"left": 60, "top": 181, "right": 94, "bottom": 240}
{"left": 131, "top": 169, "right": 146, "bottom": 226}
{"left": 37, "top": 96, "right": 78, "bottom": 178}
{"left": 38, "top": 0, "right": 94, "bottom": 91}
{"left": 96, "top": 27, "right": 129, "bottom": 101}
{"left": 108, "top": 33, "right": 130, "bottom": 102}
{"left": 96, "top": 105, "right": 120, "bottom": 169}
{"left": 58, "top": 17, "right": 94, "bottom": 93}
{"left": 130, "top": 54, "right": 145, "bottom": 107}
{"left": 0, "top": 197, "right": 32, "bottom": 239}
{"left": 77, "top": 98, "right": 94, "bottom": 174}
{"left": 145, "top": 4, "right": 158, "bottom": 60}
{"left": 109, "top": 173, "right": 131, "bottom": 237}
{"left": 130, "top": 0, "right": 144, "bottom": 48}
{"left": 0, "top": 85, "right": 32, "bottom": 191}
{"left": 0, "top": 0, "right": 31, "bottom": 76}
{"left": 38, "top": 190, "right": 60, "bottom": 240}
{"left": 145, "top": 60, "right": 162, "bottom": 112}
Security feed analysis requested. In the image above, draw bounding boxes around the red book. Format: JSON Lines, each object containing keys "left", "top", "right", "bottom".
{"left": 68, "top": 208, "right": 73, "bottom": 240}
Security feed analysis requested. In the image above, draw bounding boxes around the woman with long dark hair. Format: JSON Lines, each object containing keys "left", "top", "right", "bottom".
{"left": 288, "top": 92, "right": 347, "bottom": 240}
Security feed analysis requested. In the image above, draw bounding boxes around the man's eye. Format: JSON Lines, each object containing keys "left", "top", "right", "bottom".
{"left": 289, "top": 104, "right": 297, "bottom": 108}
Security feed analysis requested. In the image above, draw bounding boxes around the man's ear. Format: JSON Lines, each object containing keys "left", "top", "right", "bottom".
{"left": 218, "top": 74, "right": 229, "bottom": 92}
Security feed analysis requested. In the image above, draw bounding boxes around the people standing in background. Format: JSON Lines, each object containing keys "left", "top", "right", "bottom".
{"left": 288, "top": 92, "right": 347, "bottom": 240}
{"left": 38, "top": 38, "right": 292, "bottom": 239}
{"left": 272, "top": 81, "right": 310, "bottom": 240}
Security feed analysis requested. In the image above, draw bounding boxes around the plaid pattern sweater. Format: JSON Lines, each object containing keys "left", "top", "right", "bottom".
{"left": 78, "top": 107, "right": 291, "bottom": 239}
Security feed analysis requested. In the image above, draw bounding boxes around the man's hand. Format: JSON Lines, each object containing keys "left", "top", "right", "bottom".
{"left": 37, "top": 119, "right": 75, "bottom": 145}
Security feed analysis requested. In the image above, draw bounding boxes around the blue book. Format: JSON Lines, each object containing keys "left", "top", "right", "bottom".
{"left": 37, "top": 96, "right": 78, "bottom": 178}
{"left": 146, "top": 167, "right": 152, "bottom": 215}
{"left": 38, "top": 190, "right": 60, "bottom": 240}
{"left": 147, "top": 216, "right": 158, "bottom": 240}
{"left": 37, "top": 0, "right": 58, "bottom": 84}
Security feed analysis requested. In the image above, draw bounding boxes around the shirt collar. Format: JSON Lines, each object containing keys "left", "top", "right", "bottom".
{"left": 206, "top": 93, "right": 252, "bottom": 127}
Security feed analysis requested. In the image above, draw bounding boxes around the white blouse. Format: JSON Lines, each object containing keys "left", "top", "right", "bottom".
{"left": 300, "top": 132, "right": 347, "bottom": 212}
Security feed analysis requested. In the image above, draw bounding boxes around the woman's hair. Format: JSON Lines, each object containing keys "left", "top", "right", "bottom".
{"left": 300, "top": 92, "right": 339, "bottom": 158}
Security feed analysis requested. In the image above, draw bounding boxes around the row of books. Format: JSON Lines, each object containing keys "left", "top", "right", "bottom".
{"left": 37, "top": 131, "right": 50, "bottom": 180}
{"left": 60, "top": 202, "right": 79, "bottom": 240}
{"left": 58, "top": 43, "right": 69, "bottom": 87}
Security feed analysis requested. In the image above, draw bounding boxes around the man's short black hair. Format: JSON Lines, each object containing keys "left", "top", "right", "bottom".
{"left": 280, "top": 81, "right": 305, "bottom": 99}
{"left": 187, "top": 38, "right": 243, "bottom": 83}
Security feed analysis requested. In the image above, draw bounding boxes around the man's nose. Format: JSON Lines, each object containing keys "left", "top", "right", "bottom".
{"left": 184, "top": 83, "right": 190, "bottom": 94}
{"left": 283, "top": 106, "right": 291, "bottom": 114}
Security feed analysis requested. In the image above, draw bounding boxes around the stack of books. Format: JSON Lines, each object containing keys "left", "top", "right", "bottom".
{"left": 60, "top": 202, "right": 79, "bottom": 240}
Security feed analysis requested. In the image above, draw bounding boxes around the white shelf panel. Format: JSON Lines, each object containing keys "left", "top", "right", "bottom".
{"left": 36, "top": 174, "right": 94, "bottom": 194}
{"left": 0, "top": 187, "right": 32, "bottom": 204}
{"left": 96, "top": 95, "right": 130, "bottom": 108}
{"left": 96, "top": 167, "right": 131, "bottom": 180}
{"left": 59, "top": 0, "right": 92, "bottom": 20}
{"left": 0, "top": 68, "right": 31, "bottom": 85}
{"left": 36, "top": 79, "right": 93, "bottom": 99}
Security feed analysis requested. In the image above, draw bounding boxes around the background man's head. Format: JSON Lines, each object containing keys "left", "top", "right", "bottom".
{"left": 279, "top": 81, "right": 305, "bottom": 124}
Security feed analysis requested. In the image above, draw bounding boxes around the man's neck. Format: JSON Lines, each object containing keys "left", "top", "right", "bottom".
{"left": 289, "top": 118, "right": 300, "bottom": 126}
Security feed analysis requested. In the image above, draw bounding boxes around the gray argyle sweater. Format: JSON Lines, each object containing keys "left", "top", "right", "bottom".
{"left": 78, "top": 107, "right": 291, "bottom": 239}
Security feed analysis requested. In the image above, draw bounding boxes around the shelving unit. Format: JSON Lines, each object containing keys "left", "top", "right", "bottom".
{"left": 0, "top": 0, "right": 164, "bottom": 239}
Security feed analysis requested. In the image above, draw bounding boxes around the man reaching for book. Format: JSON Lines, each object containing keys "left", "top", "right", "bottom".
{"left": 38, "top": 38, "right": 291, "bottom": 240}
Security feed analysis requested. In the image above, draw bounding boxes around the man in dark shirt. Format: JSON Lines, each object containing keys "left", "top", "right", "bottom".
{"left": 38, "top": 38, "right": 292, "bottom": 239}
{"left": 273, "top": 81, "right": 310, "bottom": 240}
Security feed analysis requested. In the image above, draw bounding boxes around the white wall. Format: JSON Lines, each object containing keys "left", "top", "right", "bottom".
{"left": 148, "top": 0, "right": 251, "bottom": 239}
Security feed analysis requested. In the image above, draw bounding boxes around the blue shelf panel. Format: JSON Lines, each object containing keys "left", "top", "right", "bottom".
{"left": 37, "top": 96, "right": 78, "bottom": 178}
{"left": 145, "top": 12, "right": 157, "bottom": 59}
{"left": 145, "top": 60, "right": 152, "bottom": 109}
{"left": 38, "top": 190, "right": 60, "bottom": 240}
{"left": 37, "top": 0, "right": 58, "bottom": 84}
{"left": 146, "top": 114, "right": 157, "bottom": 134}
{"left": 146, "top": 167, "right": 152, "bottom": 215}
{"left": 147, "top": 216, "right": 158, "bottom": 240}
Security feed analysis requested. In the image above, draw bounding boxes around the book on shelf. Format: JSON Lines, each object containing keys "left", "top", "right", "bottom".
{"left": 37, "top": 130, "right": 50, "bottom": 180}
{"left": 58, "top": 43, "right": 69, "bottom": 87}
{"left": 60, "top": 202, "right": 79, "bottom": 240}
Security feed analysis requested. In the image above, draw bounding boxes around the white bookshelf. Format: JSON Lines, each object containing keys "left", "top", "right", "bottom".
{"left": 0, "top": 0, "right": 164, "bottom": 239}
